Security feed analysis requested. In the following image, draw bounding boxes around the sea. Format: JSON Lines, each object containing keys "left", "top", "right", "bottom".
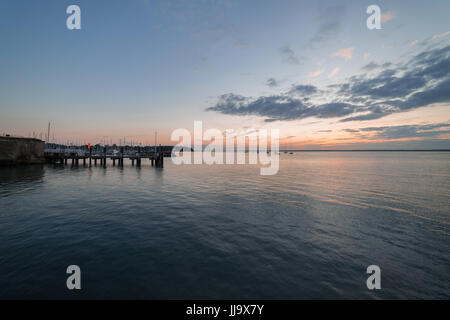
{"left": 0, "top": 151, "right": 448, "bottom": 299}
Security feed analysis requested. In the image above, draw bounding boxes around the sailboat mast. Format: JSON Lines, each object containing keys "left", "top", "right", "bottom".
{"left": 47, "top": 122, "right": 51, "bottom": 143}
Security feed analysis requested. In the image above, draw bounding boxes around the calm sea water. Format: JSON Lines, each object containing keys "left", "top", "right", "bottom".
{"left": 0, "top": 152, "right": 448, "bottom": 299}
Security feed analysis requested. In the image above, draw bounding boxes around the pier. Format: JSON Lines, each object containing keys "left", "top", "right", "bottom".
{"left": 44, "top": 145, "right": 166, "bottom": 168}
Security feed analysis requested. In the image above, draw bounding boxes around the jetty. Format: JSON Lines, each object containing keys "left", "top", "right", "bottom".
{"left": 45, "top": 145, "right": 169, "bottom": 168}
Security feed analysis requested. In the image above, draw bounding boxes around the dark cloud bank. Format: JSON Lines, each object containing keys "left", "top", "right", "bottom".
{"left": 207, "top": 45, "right": 450, "bottom": 124}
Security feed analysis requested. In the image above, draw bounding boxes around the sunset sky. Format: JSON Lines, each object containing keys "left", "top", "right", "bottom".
{"left": 1, "top": 0, "right": 449, "bottom": 149}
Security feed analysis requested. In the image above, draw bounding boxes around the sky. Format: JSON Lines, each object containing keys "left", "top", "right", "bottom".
{"left": 0, "top": 0, "right": 449, "bottom": 149}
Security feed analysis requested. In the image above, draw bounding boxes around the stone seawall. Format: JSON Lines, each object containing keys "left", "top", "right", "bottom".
{"left": 0, "top": 137, "right": 45, "bottom": 165}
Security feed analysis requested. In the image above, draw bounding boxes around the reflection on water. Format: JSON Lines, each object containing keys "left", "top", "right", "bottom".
{"left": 0, "top": 165, "right": 44, "bottom": 197}
{"left": 0, "top": 152, "right": 449, "bottom": 299}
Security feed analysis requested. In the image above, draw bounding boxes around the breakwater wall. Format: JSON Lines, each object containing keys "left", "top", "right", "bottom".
{"left": 0, "top": 136, "right": 45, "bottom": 165}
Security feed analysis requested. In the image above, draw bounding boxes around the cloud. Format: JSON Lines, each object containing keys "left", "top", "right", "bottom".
{"left": 332, "top": 47, "right": 354, "bottom": 61}
{"left": 267, "top": 78, "right": 278, "bottom": 88}
{"left": 206, "top": 94, "right": 306, "bottom": 121}
{"left": 343, "top": 129, "right": 359, "bottom": 133}
{"left": 381, "top": 11, "right": 396, "bottom": 23}
{"left": 359, "top": 123, "right": 450, "bottom": 140}
{"left": 289, "top": 84, "right": 318, "bottom": 96}
{"left": 360, "top": 62, "right": 392, "bottom": 71}
{"left": 338, "top": 45, "right": 450, "bottom": 121}
{"left": 207, "top": 44, "right": 450, "bottom": 123}
{"left": 206, "top": 94, "right": 357, "bottom": 122}
{"left": 308, "top": 69, "right": 323, "bottom": 78}
{"left": 345, "top": 68, "right": 428, "bottom": 99}
{"left": 432, "top": 30, "right": 450, "bottom": 40}
{"left": 279, "top": 46, "right": 303, "bottom": 65}
{"left": 361, "top": 62, "right": 379, "bottom": 71}
{"left": 339, "top": 112, "right": 389, "bottom": 122}
{"left": 328, "top": 67, "right": 340, "bottom": 78}
{"left": 412, "top": 30, "right": 450, "bottom": 48}
{"left": 305, "top": 4, "right": 346, "bottom": 48}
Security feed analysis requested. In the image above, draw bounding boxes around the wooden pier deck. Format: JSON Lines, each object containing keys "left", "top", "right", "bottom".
{"left": 44, "top": 149, "right": 165, "bottom": 168}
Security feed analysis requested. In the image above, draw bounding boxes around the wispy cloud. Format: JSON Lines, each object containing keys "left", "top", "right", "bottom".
{"left": 289, "top": 85, "right": 318, "bottom": 96}
{"left": 332, "top": 47, "right": 354, "bottom": 61}
{"left": 432, "top": 30, "right": 450, "bottom": 40}
{"left": 279, "top": 46, "right": 303, "bottom": 65}
{"left": 410, "top": 30, "right": 450, "bottom": 47}
{"left": 359, "top": 62, "right": 392, "bottom": 73}
{"left": 361, "top": 62, "right": 379, "bottom": 71}
{"left": 356, "top": 123, "right": 450, "bottom": 140}
{"left": 267, "top": 78, "right": 278, "bottom": 88}
{"left": 381, "top": 11, "right": 396, "bottom": 23}
{"left": 308, "top": 69, "right": 323, "bottom": 78}
{"left": 328, "top": 67, "right": 340, "bottom": 78}
{"left": 305, "top": 4, "right": 347, "bottom": 48}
